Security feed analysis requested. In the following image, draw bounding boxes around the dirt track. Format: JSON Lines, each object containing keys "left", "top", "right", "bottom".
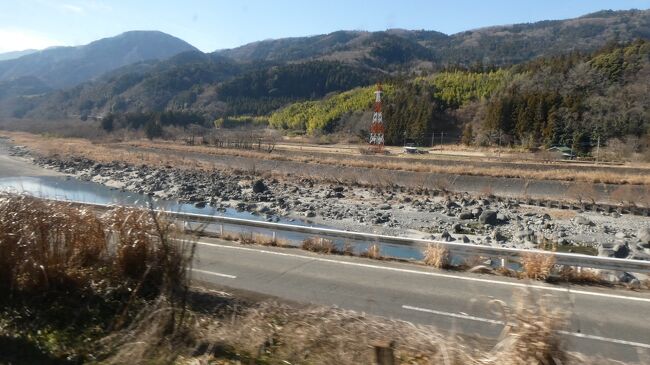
{"left": 0, "top": 137, "right": 60, "bottom": 178}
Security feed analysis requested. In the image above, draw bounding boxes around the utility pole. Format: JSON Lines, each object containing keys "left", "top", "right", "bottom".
{"left": 430, "top": 131, "right": 435, "bottom": 148}
{"left": 440, "top": 132, "right": 444, "bottom": 151}
{"left": 595, "top": 136, "right": 600, "bottom": 165}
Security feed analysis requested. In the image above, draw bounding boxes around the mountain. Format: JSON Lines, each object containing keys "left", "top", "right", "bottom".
{"left": 216, "top": 30, "right": 445, "bottom": 71}
{"left": 217, "top": 30, "right": 445, "bottom": 68}
{"left": 440, "top": 9, "right": 650, "bottom": 65}
{"left": 19, "top": 56, "right": 375, "bottom": 119}
{"left": 3, "top": 8, "right": 650, "bottom": 129}
{"left": 0, "top": 49, "right": 37, "bottom": 62}
{"left": 216, "top": 9, "right": 650, "bottom": 67}
{"left": 0, "top": 31, "right": 198, "bottom": 89}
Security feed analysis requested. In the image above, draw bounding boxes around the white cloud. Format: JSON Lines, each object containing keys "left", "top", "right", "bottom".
{"left": 0, "top": 28, "right": 61, "bottom": 53}
{"left": 61, "top": 3, "right": 84, "bottom": 14}
{"left": 35, "top": 0, "right": 112, "bottom": 15}
{"left": 85, "top": 0, "right": 112, "bottom": 12}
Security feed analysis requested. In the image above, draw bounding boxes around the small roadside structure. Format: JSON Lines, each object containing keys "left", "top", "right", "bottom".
{"left": 404, "top": 146, "right": 418, "bottom": 154}
{"left": 547, "top": 146, "right": 575, "bottom": 160}
{"left": 403, "top": 146, "right": 427, "bottom": 154}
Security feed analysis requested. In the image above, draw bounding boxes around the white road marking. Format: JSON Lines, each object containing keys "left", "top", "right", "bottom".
{"left": 402, "top": 305, "right": 650, "bottom": 349}
{"left": 402, "top": 305, "right": 504, "bottom": 325}
{"left": 196, "top": 241, "right": 650, "bottom": 303}
{"left": 192, "top": 268, "right": 237, "bottom": 279}
{"left": 555, "top": 330, "right": 650, "bottom": 349}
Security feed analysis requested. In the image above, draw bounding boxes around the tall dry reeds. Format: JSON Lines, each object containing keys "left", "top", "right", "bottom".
{"left": 520, "top": 252, "right": 556, "bottom": 281}
{"left": 483, "top": 293, "right": 568, "bottom": 365}
{"left": 0, "top": 194, "right": 107, "bottom": 292}
{"left": 423, "top": 243, "right": 450, "bottom": 268}
{"left": 301, "top": 237, "right": 338, "bottom": 254}
{"left": 0, "top": 193, "right": 193, "bottom": 300}
{"left": 197, "top": 291, "right": 577, "bottom": 365}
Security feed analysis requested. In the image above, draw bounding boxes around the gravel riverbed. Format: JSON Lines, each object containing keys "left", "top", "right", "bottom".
{"left": 22, "top": 151, "right": 647, "bottom": 263}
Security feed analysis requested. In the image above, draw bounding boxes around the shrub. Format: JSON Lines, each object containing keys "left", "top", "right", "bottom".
{"left": 423, "top": 244, "right": 450, "bottom": 268}
{"left": 521, "top": 252, "right": 555, "bottom": 281}
{"left": 363, "top": 243, "right": 382, "bottom": 259}
{"left": 301, "top": 237, "right": 337, "bottom": 254}
{"left": 0, "top": 194, "right": 192, "bottom": 299}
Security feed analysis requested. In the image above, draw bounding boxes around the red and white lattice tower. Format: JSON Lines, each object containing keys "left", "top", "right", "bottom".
{"left": 369, "top": 83, "right": 385, "bottom": 152}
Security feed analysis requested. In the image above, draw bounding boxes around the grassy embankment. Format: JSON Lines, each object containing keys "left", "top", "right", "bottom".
{"left": 3, "top": 130, "right": 650, "bottom": 188}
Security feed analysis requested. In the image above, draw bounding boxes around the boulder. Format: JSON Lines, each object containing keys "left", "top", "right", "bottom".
{"left": 491, "top": 229, "right": 507, "bottom": 242}
{"left": 574, "top": 216, "right": 593, "bottom": 226}
{"left": 252, "top": 179, "right": 267, "bottom": 193}
{"left": 458, "top": 211, "right": 474, "bottom": 220}
{"left": 618, "top": 272, "right": 637, "bottom": 284}
{"left": 478, "top": 210, "right": 498, "bottom": 225}
{"left": 637, "top": 227, "right": 650, "bottom": 246}
{"left": 612, "top": 243, "right": 630, "bottom": 259}
{"left": 515, "top": 229, "right": 535, "bottom": 242}
{"left": 440, "top": 230, "right": 455, "bottom": 242}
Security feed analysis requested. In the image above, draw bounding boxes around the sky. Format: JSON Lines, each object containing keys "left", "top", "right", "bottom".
{"left": 0, "top": 0, "right": 649, "bottom": 53}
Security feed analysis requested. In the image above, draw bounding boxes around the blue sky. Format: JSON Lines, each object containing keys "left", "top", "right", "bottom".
{"left": 0, "top": 0, "right": 648, "bottom": 53}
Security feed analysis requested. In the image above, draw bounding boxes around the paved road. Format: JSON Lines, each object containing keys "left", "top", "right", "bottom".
{"left": 193, "top": 238, "right": 650, "bottom": 364}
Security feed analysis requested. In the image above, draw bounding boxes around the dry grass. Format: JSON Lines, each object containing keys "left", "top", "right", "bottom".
{"left": 556, "top": 267, "right": 604, "bottom": 284}
{"left": 423, "top": 243, "right": 450, "bottom": 268}
{"left": 362, "top": 243, "right": 382, "bottom": 259}
{"left": 301, "top": 237, "right": 338, "bottom": 254}
{"left": 186, "top": 289, "right": 585, "bottom": 365}
{"left": 545, "top": 209, "right": 578, "bottom": 220}
{"left": 485, "top": 293, "right": 568, "bottom": 365}
{"left": 0, "top": 193, "right": 193, "bottom": 298}
{"left": 0, "top": 194, "right": 107, "bottom": 292}
{"left": 0, "top": 193, "right": 197, "bottom": 363}
{"left": 129, "top": 139, "right": 650, "bottom": 185}
{"left": 520, "top": 253, "right": 556, "bottom": 281}
{"left": 1, "top": 131, "right": 214, "bottom": 171}
{"left": 99, "top": 297, "right": 194, "bottom": 365}
{"left": 228, "top": 232, "right": 289, "bottom": 247}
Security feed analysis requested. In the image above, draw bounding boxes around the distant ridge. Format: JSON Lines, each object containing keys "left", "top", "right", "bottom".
{"left": 0, "top": 31, "right": 198, "bottom": 89}
{"left": 0, "top": 49, "right": 38, "bottom": 62}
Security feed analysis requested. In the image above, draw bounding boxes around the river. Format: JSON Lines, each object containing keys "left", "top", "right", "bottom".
{"left": 0, "top": 139, "right": 425, "bottom": 260}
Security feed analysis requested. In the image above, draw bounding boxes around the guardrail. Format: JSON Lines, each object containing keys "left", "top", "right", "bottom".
{"left": 46, "top": 198, "right": 650, "bottom": 273}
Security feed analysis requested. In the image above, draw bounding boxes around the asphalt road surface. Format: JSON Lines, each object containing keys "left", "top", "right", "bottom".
{"left": 193, "top": 238, "right": 650, "bottom": 364}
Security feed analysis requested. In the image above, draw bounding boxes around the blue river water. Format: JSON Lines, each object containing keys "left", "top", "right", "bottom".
{"left": 0, "top": 175, "right": 425, "bottom": 260}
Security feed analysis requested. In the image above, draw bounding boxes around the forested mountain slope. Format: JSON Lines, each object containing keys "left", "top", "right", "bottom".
{"left": 1, "top": 9, "right": 649, "bottom": 152}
